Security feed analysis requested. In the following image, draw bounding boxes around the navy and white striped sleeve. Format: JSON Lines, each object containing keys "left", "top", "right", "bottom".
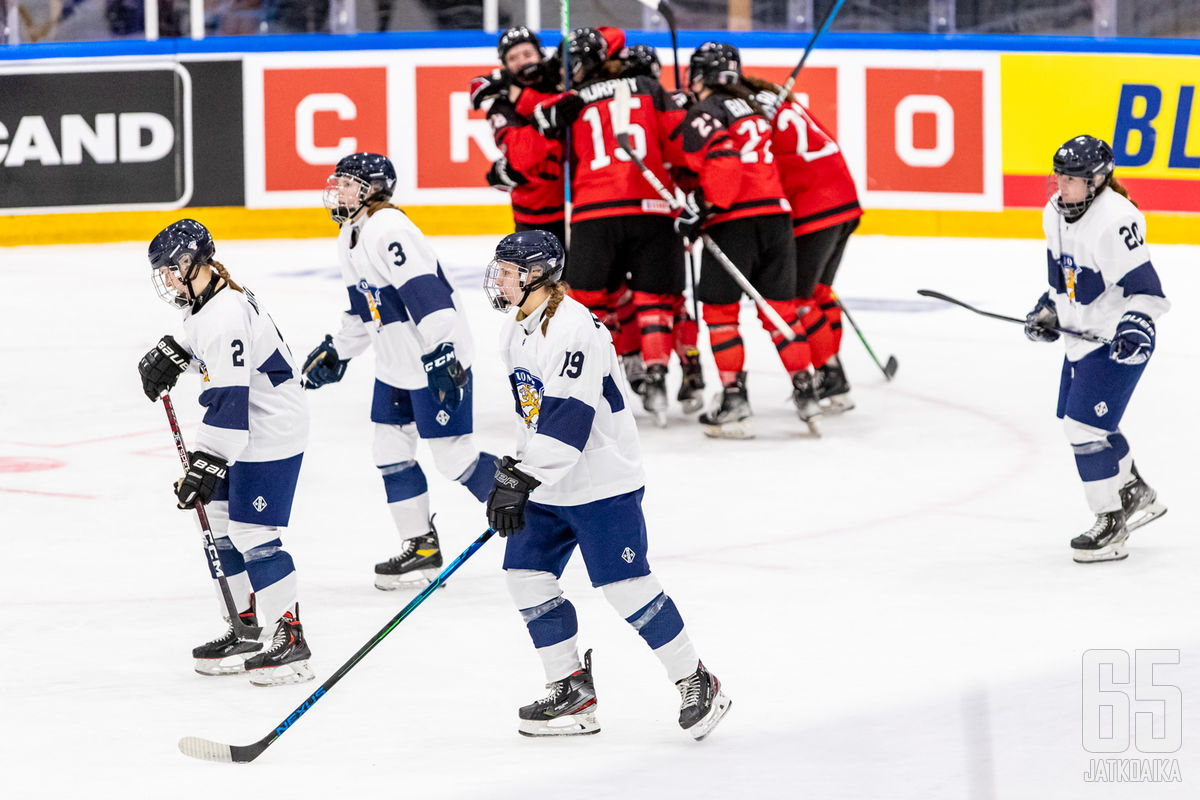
{"left": 1101, "top": 215, "right": 1169, "bottom": 321}
{"left": 192, "top": 306, "right": 251, "bottom": 462}
{"left": 373, "top": 215, "right": 460, "bottom": 352}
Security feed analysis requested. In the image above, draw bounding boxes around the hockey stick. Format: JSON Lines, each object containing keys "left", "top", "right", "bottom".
{"left": 916, "top": 289, "right": 1112, "bottom": 344}
{"left": 634, "top": 0, "right": 681, "bottom": 90}
{"left": 161, "top": 392, "right": 260, "bottom": 641}
{"left": 610, "top": 80, "right": 796, "bottom": 342}
{"left": 561, "top": 1, "right": 573, "bottom": 248}
{"left": 769, "top": 0, "right": 846, "bottom": 118}
{"left": 833, "top": 297, "right": 898, "bottom": 380}
{"left": 178, "top": 528, "right": 496, "bottom": 764}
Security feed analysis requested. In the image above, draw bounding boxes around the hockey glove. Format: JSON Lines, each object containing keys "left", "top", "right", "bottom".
{"left": 1023, "top": 292, "right": 1060, "bottom": 343}
{"left": 487, "top": 456, "right": 541, "bottom": 536}
{"left": 486, "top": 157, "right": 529, "bottom": 193}
{"left": 1109, "top": 311, "right": 1155, "bottom": 365}
{"left": 532, "top": 93, "right": 584, "bottom": 139}
{"left": 469, "top": 69, "right": 510, "bottom": 110}
{"left": 138, "top": 334, "right": 191, "bottom": 400}
{"left": 673, "top": 191, "right": 706, "bottom": 241}
{"left": 175, "top": 451, "right": 228, "bottom": 509}
{"left": 301, "top": 334, "right": 349, "bottom": 389}
{"left": 421, "top": 342, "right": 468, "bottom": 413}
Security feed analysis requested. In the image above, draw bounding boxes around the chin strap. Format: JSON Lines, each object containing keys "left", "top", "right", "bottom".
{"left": 189, "top": 271, "right": 224, "bottom": 313}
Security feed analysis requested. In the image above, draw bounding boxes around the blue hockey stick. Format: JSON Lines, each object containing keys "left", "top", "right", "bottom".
{"left": 179, "top": 528, "right": 497, "bottom": 763}
{"left": 770, "top": 0, "right": 846, "bottom": 115}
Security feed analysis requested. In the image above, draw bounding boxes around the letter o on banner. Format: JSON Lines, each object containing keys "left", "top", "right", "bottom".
{"left": 894, "top": 94, "right": 954, "bottom": 168}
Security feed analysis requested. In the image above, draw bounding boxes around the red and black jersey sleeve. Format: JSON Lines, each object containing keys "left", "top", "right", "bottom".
{"left": 771, "top": 97, "right": 862, "bottom": 236}
{"left": 488, "top": 97, "right": 566, "bottom": 225}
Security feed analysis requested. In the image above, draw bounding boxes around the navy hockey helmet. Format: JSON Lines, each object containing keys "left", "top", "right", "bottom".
{"left": 324, "top": 152, "right": 397, "bottom": 224}
{"left": 148, "top": 218, "right": 215, "bottom": 308}
{"left": 1051, "top": 135, "right": 1114, "bottom": 219}
{"left": 484, "top": 229, "right": 566, "bottom": 312}
{"left": 564, "top": 27, "right": 609, "bottom": 84}
{"left": 623, "top": 44, "right": 661, "bottom": 79}
{"left": 498, "top": 25, "right": 541, "bottom": 62}
{"left": 689, "top": 42, "right": 741, "bottom": 90}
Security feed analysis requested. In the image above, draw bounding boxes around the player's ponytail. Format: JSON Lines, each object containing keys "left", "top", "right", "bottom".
{"left": 741, "top": 74, "right": 796, "bottom": 105}
{"left": 365, "top": 198, "right": 404, "bottom": 217}
{"left": 540, "top": 281, "right": 569, "bottom": 336}
{"left": 1105, "top": 175, "right": 1138, "bottom": 208}
{"left": 209, "top": 260, "right": 244, "bottom": 294}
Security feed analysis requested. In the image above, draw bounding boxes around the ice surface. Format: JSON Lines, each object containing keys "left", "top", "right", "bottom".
{"left": 1, "top": 233, "right": 1196, "bottom": 798}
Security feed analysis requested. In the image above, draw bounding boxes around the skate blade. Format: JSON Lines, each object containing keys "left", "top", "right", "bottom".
{"left": 702, "top": 420, "right": 755, "bottom": 440}
{"left": 518, "top": 710, "right": 600, "bottom": 737}
{"left": 193, "top": 654, "right": 256, "bottom": 676}
{"left": 1072, "top": 536, "right": 1130, "bottom": 563}
{"left": 687, "top": 691, "right": 732, "bottom": 741}
{"left": 819, "top": 394, "right": 855, "bottom": 414}
{"left": 374, "top": 567, "right": 441, "bottom": 591}
{"left": 248, "top": 660, "right": 315, "bottom": 687}
{"left": 1125, "top": 502, "right": 1166, "bottom": 534}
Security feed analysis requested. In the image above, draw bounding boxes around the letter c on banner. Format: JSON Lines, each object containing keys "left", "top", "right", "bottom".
{"left": 895, "top": 94, "right": 954, "bottom": 168}
{"left": 296, "top": 93, "right": 358, "bottom": 165}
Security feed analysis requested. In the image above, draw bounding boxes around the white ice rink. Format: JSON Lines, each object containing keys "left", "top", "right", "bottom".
{"left": 1, "top": 232, "right": 1196, "bottom": 798}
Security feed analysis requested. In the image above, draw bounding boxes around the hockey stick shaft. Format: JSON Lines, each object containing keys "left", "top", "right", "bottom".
{"left": 916, "top": 289, "right": 1112, "bottom": 344}
{"left": 161, "top": 392, "right": 260, "bottom": 640}
{"left": 833, "top": 297, "right": 898, "bottom": 380}
{"left": 561, "top": 1, "right": 572, "bottom": 246}
{"left": 776, "top": 0, "right": 845, "bottom": 106}
{"left": 635, "top": 0, "right": 680, "bottom": 90}
{"left": 610, "top": 81, "right": 795, "bottom": 341}
{"left": 179, "top": 528, "right": 496, "bottom": 764}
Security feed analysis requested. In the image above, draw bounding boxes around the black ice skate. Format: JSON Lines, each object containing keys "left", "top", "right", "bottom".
{"left": 642, "top": 364, "right": 669, "bottom": 428}
{"left": 1120, "top": 463, "right": 1167, "bottom": 534}
{"left": 676, "top": 661, "right": 732, "bottom": 741}
{"left": 790, "top": 369, "right": 823, "bottom": 436}
{"left": 676, "top": 352, "right": 706, "bottom": 414}
{"left": 375, "top": 524, "right": 443, "bottom": 590}
{"left": 1071, "top": 509, "right": 1129, "bottom": 563}
{"left": 815, "top": 356, "right": 855, "bottom": 414}
{"left": 518, "top": 649, "right": 600, "bottom": 737}
{"left": 192, "top": 601, "right": 262, "bottom": 676}
{"left": 699, "top": 372, "right": 754, "bottom": 439}
{"left": 244, "top": 607, "right": 315, "bottom": 687}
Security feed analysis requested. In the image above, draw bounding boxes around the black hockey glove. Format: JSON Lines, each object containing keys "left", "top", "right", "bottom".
{"left": 486, "top": 157, "right": 529, "bottom": 193}
{"left": 487, "top": 456, "right": 541, "bottom": 536}
{"left": 301, "top": 334, "right": 349, "bottom": 389}
{"left": 421, "top": 342, "right": 468, "bottom": 413}
{"left": 138, "top": 334, "right": 191, "bottom": 400}
{"left": 469, "top": 68, "right": 510, "bottom": 110}
{"left": 175, "top": 450, "right": 228, "bottom": 509}
{"left": 673, "top": 191, "right": 706, "bottom": 241}
{"left": 1109, "top": 311, "right": 1155, "bottom": 365}
{"left": 1023, "top": 292, "right": 1060, "bottom": 343}
{"left": 532, "top": 93, "right": 584, "bottom": 139}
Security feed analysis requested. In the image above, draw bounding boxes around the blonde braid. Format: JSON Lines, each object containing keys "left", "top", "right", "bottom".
{"left": 209, "top": 259, "right": 244, "bottom": 293}
{"left": 540, "top": 282, "right": 569, "bottom": 336}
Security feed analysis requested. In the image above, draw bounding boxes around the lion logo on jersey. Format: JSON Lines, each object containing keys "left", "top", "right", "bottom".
{"left": 509, "top": 368, "right": 543, "bottom": 429}
{"left": 355, "top": 279, "right": 384, "bottom": 329}
{"left": 1061, "top": 255, "right": 1076, "bottom": 302}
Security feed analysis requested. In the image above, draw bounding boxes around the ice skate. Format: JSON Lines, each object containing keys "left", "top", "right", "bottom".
{"left": 1120, "top": 463, "right": 1167, "bottom": 534}
{"left": 642, "top": 364, "right": 669, "bottom": 427}
{"left": 375, "top": 525, "right": 443, "bottom": 590}
{"left": 244, "top": 607, "right": 315, "bottom": 686}
{"left": 518, "top": 649, "right": 600, "bottom": 737}
{"left": 1071, "top": 510, "right": 1129, "bottom": 563}
{"left": 192, "top": 602, "right": 261, "bottom": 676}
{"left": 676, "top": 353, "right": 705, "bottom": 414}
{"left": 676, "top": 661, "right": 731, "bottom": 741}
{"left": 790, "top": 370, "right": 823, "bottom": 437}
{"left": 622, "top": 354, "right": 647, "bottom": 397}
{"left": 699, "top": 372, "right": 754, "bottom": 439}
{"left": 815, "top": 356, "right": 855, "bottom": 414}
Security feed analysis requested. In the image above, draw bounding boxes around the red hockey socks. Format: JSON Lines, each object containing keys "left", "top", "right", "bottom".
{"left": 702, "top": 303, "right": 744, "bottom": 386}
{"left": 633, "top": 291, "right": 676, "bottom": 368}
{"left": 758, "top": 299, "right": 811, "bottom": 374}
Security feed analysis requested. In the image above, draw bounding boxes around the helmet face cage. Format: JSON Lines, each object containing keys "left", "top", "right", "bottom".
{"left": 148, "top": 220, "right": 213, "bottom": 308}
{"left": 689, "top": 42, "right": 741, "bottom": 89}
{"left": 325, "top": 153, "right": 396, "bottom": 223}
{"left": 484, "top": 231, "right": 565, "bottom": 312}
{"left": 1050, "top": 135, "right": 1114, "bottom": 219}
{"left": 323, "top": 173, "right": 371, "bottom": 224}
{"left": 567, "top": 28, "right": 608, "bottom": 84}
{"left": 498, "top": 26, "right": 541, "bottom": 62}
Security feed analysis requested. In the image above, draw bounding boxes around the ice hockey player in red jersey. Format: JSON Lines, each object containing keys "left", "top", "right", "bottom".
{"left": 665, "top": 42, "right": 814, "bottom": 439}
{"left": 471, "top": 27, "right": 567, "bottom": 245}
{"left": 746, "top": 74, "right": 863, "bottom": 413}
{"left": 529, "top": 27, "right": 690, "bottom": 426}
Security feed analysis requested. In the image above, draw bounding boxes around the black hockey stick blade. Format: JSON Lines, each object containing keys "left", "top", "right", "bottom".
{"left": 883, "top": 355, "right": 899, "bottom": 380}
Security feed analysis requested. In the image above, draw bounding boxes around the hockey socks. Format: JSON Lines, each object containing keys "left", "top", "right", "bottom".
{"left": 760, "top": 299, "right": 812, "bottom": 374}
{"left": 702, "top": 303, "right": 745, "bottom": 386}
{"left": 379, "top": 459, "right": 431, "bottom": 535}
{"left": 633, "top": 291, "right": 677, "bottom": 369}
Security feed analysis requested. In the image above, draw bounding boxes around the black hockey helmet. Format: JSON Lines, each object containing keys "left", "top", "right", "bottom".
{"left": 484, "top": 229, "right": 566, "bottom": 312}
{"left": 498, "top": 26, "right": 541, "bottom": 62}
{"left": 1051, "top": 135, "right": 1114, "bottom": 219}
{"left": 564, "top": 27, "right": 609, "bottom": 84}
{"left": 324, "top": 152, "right": 396, "bottom": 224}
{"left": 148, "top": 218, "right": 215, "bottom": 308}
{"left": 689, "top": 41, "right": 741, "bottom": 90}
{"left": 623, "top": 44, "right": 661, "bottom": 78}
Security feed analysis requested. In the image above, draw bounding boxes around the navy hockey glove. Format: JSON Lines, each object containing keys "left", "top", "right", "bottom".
{"left": 175, "top": 451, "right": 228, "bottom": 509}
{"left": 138, "top": 334, "right": 191, "bottom": 400}
{"left": 1109, "top": 311, "right": 1155, "bottom": 365}
{"left": 532, "top": 93, "right": 584, "bottom": 138}
{"left": 486, "top": 157, "right": 529, "bottom": 193}
{"left": 1023, "top": 292, "right": 1060, "bottom": 343}
{"left": 469, "top": 69, "right": 510, "bottom": 110}
{"left": 422, "top": 342, "right": 468, "bottom": 413}
{"left": 301, "top": 334, "right": 349, "bottom": 389}
{"left": 673, "top": 191, "right": 706, "bottom": 241}
{"left": 487, "top": 457, "right": 541, "bottom": 536}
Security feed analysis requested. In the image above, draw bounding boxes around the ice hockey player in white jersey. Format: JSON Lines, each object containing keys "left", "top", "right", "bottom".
{"left": 137, "top": 219, "right": 314, "bottom": 686}
{"left": 1024, "top": 135, "right": 1169, "bottom": 563}
{"left": 482, "top": 230, "right": 731, "bottom": 740}
{"left": 302, "top": 153, "right": 498, "bottom": 589}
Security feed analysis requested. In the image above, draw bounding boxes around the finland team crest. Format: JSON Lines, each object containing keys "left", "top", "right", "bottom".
{"left": 510, "top": 368, "right": 544, "bottom": 429}
{"left": 355, "top": 279, "right": 384, "bottom": 328}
